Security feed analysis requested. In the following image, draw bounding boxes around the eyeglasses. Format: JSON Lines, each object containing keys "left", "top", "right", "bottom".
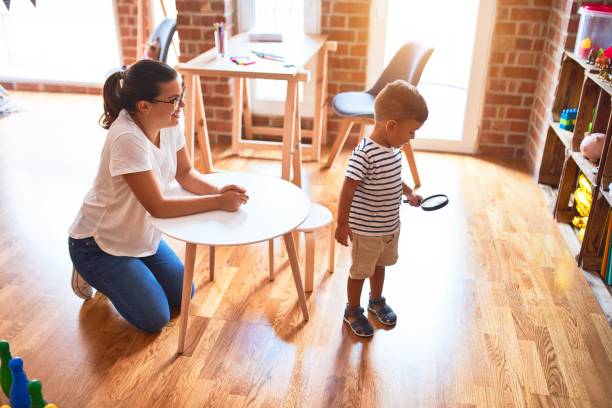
{"left": 154, "top": 88, "right": 186, "bottom": 109}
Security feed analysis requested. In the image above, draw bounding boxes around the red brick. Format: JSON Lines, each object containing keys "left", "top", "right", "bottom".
{"left": 485, "top": 93, "right": 522, "bottom": 105}
{"left": 510, "top": 8, "right": 550, "bottom": 22}
{"left": 483, "top": 107, "right": 497, "bottom": 118}
{"left": 351, "top": 44, "right": 367, "bottom": 57}
{"left": 507, "top": 108, "right": 531, "bottom": 119}
{"left": 515, "top": 38, "right": 532, "bottom": 50}
{"left": 327, "top": 30, "right": 355, "bottom": 42}
{"left": 480, "top": 132, "right": 505, "bottom": 144}
{"left": 348, "top": 16, "right": 368, "bottom": 29}
{"left": 357, "top": 30, "right": 369, "bottom": 43}
{"left": 330, "top": 15, "right": 346, "bottom": 28}
{"left": 333, "top": 2, "right": 370, "bottom": 15}
{"left": 495, "top": 22, "right": 516, "bottom": 35}
{"left": 510, "top": 121, "right": 529, "bottom": 132}
{"left": 501, "top": 67, "right": 539, "bottom": 80}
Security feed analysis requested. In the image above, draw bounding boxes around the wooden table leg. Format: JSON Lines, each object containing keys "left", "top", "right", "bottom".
{"left": 243, "top": 79, "right": 253, "bottom": 139}
{"left": 329, "top": 221, "right": 336, "bottom": 273}
{"left": 232, "top": 78, "right": 244, "bottom": 155}
{"left": 304, "top": 231, "right": 315, "bottom": 292}
{"left": 312, "top": 47, "right": 328, "bottom": 162}
{"left": 268, "top": 239, "right": 275, "bottom": 281}
{"left": 292, "top": 89, "right": 303, "bottom": 188}
{"left": 183, "top": 74, "right": 196, "bottom": 162}
{"left": 283, "top": 232, "right": 309, "bottom": 321}
{"left": 194, "top": 75, "right": 214, "bottom": 173}
{"left": 209, "top": 245, "right": 215, "bottom": 281}
{"left": 178, "top": 242, "right": 197, "bottom": 354}
{"left": 281, "top": 81, "right": 298, "bottom": 181}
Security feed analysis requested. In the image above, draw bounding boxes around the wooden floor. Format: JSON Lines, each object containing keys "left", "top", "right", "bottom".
{"left": 1, "top": 92, "right": 612, "bottom": 407}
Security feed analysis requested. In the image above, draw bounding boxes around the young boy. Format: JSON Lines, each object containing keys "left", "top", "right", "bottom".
{"left": 335, "top": 80, "right": 428, "bottom": 337}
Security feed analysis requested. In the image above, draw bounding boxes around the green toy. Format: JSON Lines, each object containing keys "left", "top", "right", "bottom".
{"left": 0, "top": 340, "right": 12, "bottom": 398}
{"left": 28, "top": 380, "right": 48, "bottom": 408}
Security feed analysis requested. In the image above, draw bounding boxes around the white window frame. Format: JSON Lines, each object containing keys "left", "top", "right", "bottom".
{"left": 0, "top": 0, "right": 122, "bottom": 86}
{"left": 237, "top": 0, "right": 321, "bottom": 117}
{"left": 367, "top": 0, "right": 496, "bottom": 154}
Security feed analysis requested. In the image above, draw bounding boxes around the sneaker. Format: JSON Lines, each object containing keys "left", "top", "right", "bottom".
{"left": 71, "top": 267, "right": 93, "bottom": 300}
{"left": 368, "top": 296, "right": 397, "bottom": 326}
{"left": 343, "top": 305, "right": 374, "bottom": 337}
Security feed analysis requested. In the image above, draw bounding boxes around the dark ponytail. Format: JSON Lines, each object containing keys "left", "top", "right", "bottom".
{"left": 99, "top": 60, "right": 178, "bottom": 129}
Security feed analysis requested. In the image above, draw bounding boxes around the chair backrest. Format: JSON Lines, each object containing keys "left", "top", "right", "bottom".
{"left": 367, "top": 42, "right": 434, "bottom": 96}
{"left": 147, "top": 17, "right": 176, "bottom": 63}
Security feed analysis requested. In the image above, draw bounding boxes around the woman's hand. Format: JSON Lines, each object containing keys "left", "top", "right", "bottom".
{"left": 219, "top": 184, "right": 246, "bottom": 194}
{"left": 335, "top": 222, "right": 353, "bottom": 246}
{"left": 218, "top": 190, "right": 249, "bottom": 212}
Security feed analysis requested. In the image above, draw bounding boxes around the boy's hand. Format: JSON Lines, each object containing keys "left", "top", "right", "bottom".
{"left": 404, "top": 191, "right": 422, "bottom": 207}
{"left": 335, "top": 222, "right": 353, "bottom": 246}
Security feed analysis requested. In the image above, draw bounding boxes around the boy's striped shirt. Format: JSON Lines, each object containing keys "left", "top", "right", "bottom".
{"left": 345, "top": 137, "right": 403, "bottom": 236}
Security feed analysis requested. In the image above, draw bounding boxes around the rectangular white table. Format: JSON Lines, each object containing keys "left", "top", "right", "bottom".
{"left": 177, "top": 33, "right": 337, "bottom": 186}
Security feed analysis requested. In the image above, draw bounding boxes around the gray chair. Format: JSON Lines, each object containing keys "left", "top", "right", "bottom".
{"left": 147, "top": 17, "right": 177, "bottom": 63}
{"left": 324, "top": 42, "right": 434, "bottom": 187}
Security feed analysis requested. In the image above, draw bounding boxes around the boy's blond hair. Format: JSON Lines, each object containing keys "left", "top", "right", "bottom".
{"left": 374, "top": 80, "right": 428, "bottom": 122}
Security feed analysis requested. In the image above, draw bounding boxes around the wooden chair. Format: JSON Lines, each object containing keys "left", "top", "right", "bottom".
{"left": 324, "top": 42, "right": 434, "bottom": 188}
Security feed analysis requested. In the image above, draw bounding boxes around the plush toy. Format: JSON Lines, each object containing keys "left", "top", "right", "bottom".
{"left": 580, "top": 132, "right": 606, "bottom": 162}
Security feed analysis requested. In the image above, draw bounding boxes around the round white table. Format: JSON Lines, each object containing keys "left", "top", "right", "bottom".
{"left": 151, "top": 172, "right": 311, "bottom": 354}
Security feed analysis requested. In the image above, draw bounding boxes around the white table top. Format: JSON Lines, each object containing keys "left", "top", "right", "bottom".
{"left": 150, "top": 172, "right": 311, "bottom": 246}
{"left": 177, "top": 32, "right": 327, "bottom": 81}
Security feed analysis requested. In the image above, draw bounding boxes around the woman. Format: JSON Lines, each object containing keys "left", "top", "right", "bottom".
{"left": 68, "top": 60, "right": 248, "bottom": 332}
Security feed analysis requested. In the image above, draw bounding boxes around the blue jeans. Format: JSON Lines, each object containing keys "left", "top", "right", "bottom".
{"left": 68, "top": 237, "right": 194, "bottom": 333}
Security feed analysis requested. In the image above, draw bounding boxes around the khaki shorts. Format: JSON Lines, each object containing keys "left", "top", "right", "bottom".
{"left": 349, "top": 230, "right": 400, "bottom": 279}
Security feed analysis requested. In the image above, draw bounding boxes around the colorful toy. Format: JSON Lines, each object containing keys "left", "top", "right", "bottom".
{"left": 580, "top": 132, "right": 606, "bottom": 162}
{"left": 572, "top": 174, "right": 593, "bottom": 241}
{"left": 28, "top": 380, "right": 47, "bottom": 408}
{"left": 560, "top": 108, "right": 578, "bottom": 130}
{"left": 8, "top": 358, "right": 29, "bottom": 408}
{"left": 0, "top": 341, "right": 12, "bottom": 398}
{"left": 580, "top": 38, "right": 590, "bottom": 58}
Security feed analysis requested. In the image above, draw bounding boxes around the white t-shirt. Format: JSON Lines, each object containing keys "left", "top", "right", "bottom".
{"left": 69, "top": 109, "right": 185, "bottom": 257}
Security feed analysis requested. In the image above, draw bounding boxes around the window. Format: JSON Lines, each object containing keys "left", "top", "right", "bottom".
{"left": 0, "top": 0, "right": 120, "bottom": 84}
{"left": 238, "top": 0, "right": 321, "bottom": 117}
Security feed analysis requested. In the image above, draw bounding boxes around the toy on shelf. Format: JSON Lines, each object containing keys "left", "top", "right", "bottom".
{"left": 580, "top": 132, "right": 606, "bottom": 162}
{"left": 572, "top": 173, "right": 593, "bottom": 241}
{"left": 601, "top": 213, "right": 612, "bottom": 285}
{"left": 575, "top": 5, "right": 612, "bottom": 60}
{"left": 560, "top": 108, "right": 578, "bottom": 130}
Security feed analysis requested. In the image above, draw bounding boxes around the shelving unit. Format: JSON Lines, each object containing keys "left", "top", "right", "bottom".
{"left": 538, "top": 51, "right": 612, "bottom": 275}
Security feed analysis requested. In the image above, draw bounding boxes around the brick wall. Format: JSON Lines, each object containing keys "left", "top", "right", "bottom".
{"left": 478, "top": 0, "right": 555, "bottom": 159}
{"left": 175, "top": 0, "right": 235, "bottom": 142}
{"left": 322, "top": 0, "right": 371, "bottom": 140}
{"left": 525, "top": 0, "right": 574, "bottom": 174}
{"left": 115, "top": 0, "right": 152, "bottom": 65}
